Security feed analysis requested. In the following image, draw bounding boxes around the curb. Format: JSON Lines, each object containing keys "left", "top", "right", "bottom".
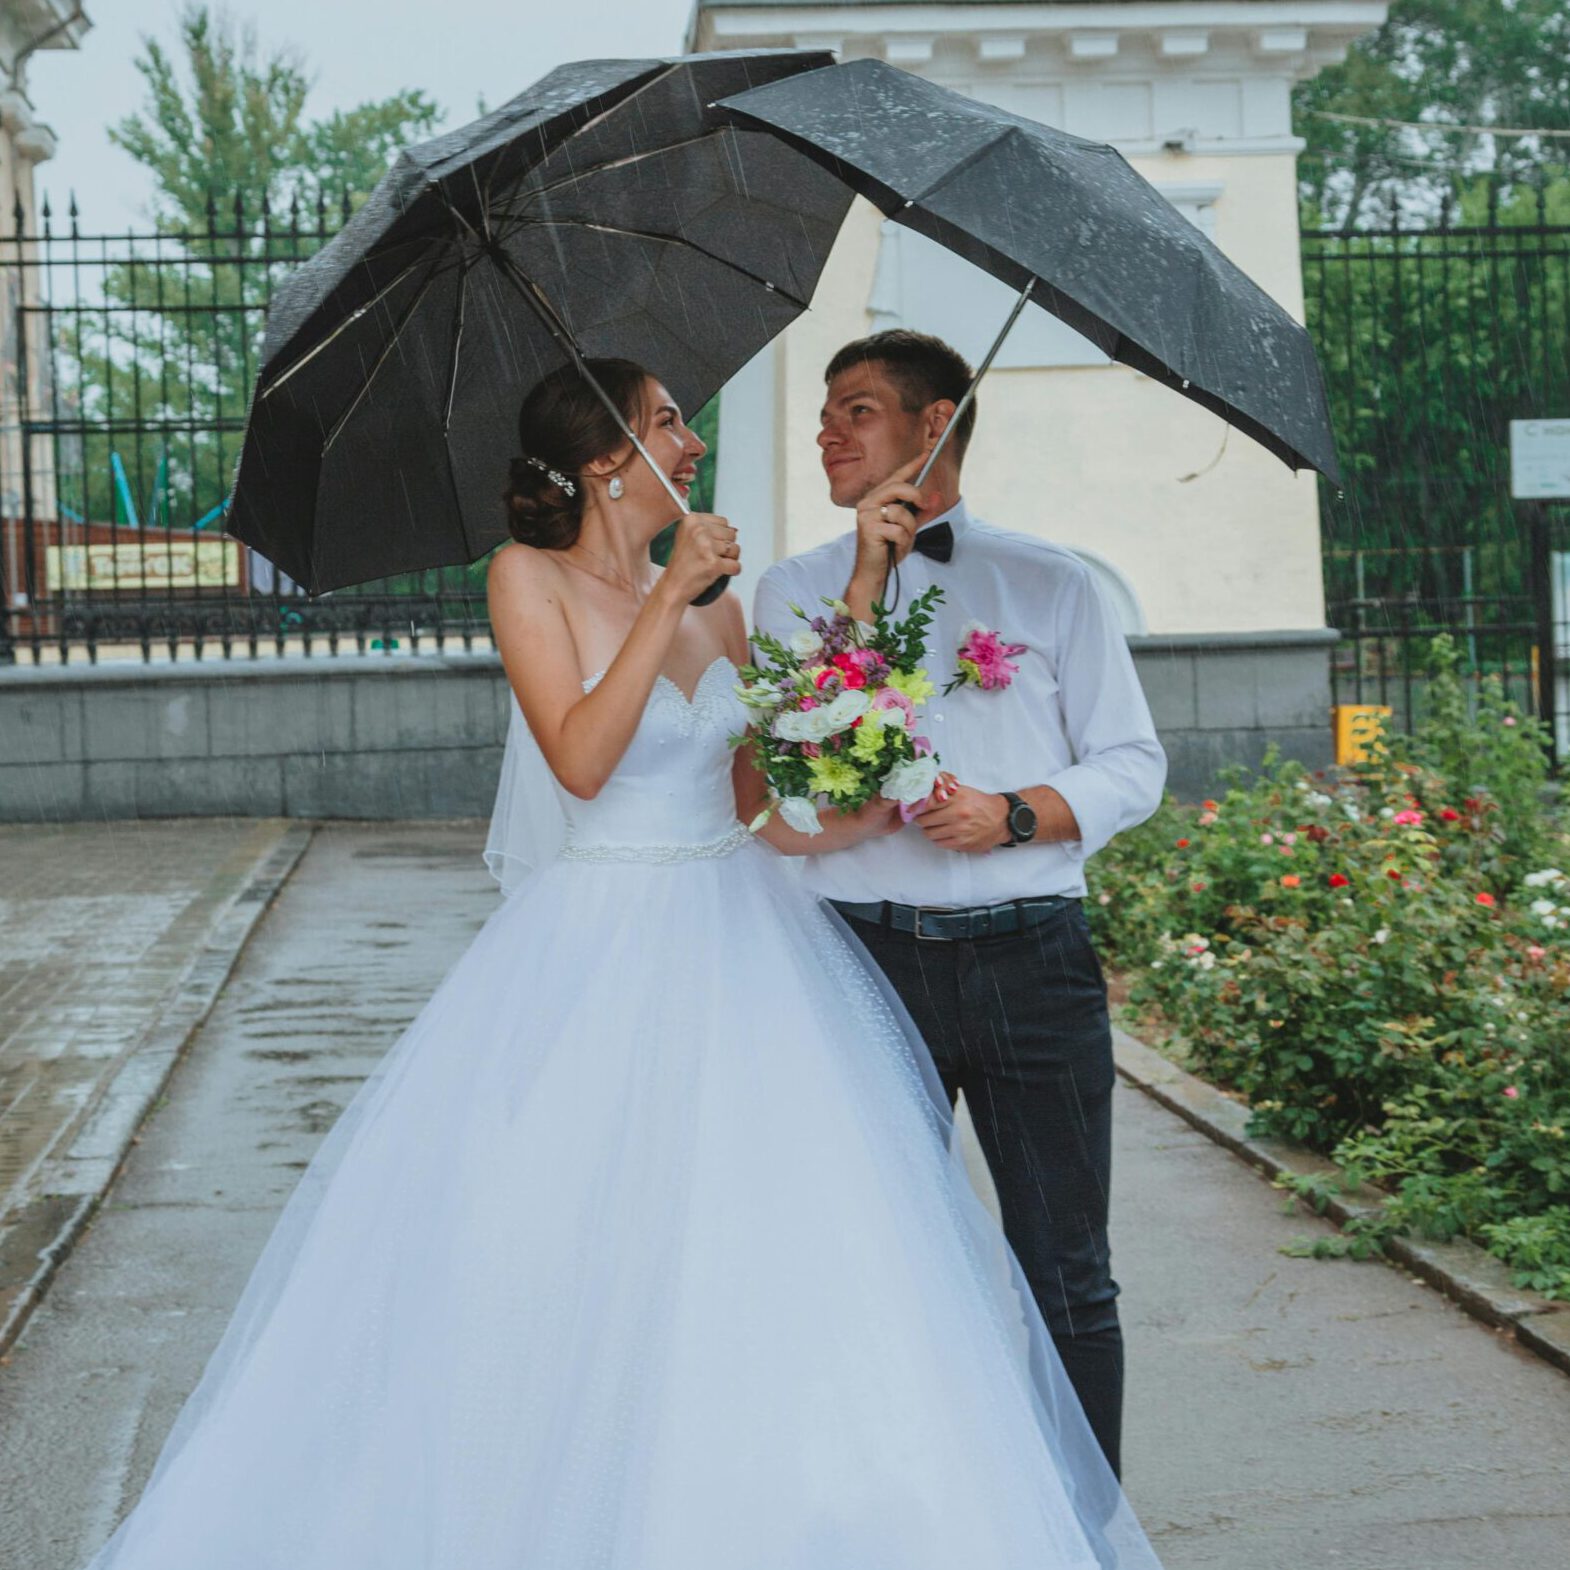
{"left": 0, "top": 823, "right": 315, "bottom": 1358}
{"left": 1111, "top": 1024, "right": 1570, "bottom": 1379}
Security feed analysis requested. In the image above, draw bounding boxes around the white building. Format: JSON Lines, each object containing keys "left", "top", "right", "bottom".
{"left": 688, "top": 0, "right": 1387, "bottom": 791}
{"left": 0, "top": 1, "right": 88, "bottom": 578}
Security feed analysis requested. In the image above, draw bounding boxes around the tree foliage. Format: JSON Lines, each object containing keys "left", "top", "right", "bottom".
{"left": 109, "top": 5, "right": 439, "bottom": 229}
{"left": 1295, "top": 0, "right": 1570, "bottom": 227}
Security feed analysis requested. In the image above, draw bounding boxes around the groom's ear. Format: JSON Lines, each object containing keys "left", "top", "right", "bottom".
{"left": 925, "top": 400, "right": 958, "bottom": 444}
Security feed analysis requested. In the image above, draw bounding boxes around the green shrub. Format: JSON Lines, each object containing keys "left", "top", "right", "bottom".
{"left": 1090, "top": 635, "right": 1570, "bottom": 1296}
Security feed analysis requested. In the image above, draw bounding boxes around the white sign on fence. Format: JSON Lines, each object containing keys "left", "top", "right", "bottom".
{"left": 1510, "top": 419, "right": 1570, "bottom": 500}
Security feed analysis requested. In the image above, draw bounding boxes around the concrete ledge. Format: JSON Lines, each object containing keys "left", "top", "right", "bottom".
{"left": 0, "top": 824, "right": 314, "bottom": 1357}
{"left": 1111, "top": 1024, "right": 1570, "bottom": 1378}
{"left": 0, "top": 631, "right": 1338, "bottom": 819}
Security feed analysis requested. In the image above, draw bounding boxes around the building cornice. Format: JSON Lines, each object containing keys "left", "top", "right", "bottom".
{"left": 689, "top": 0, "right": 1387, "bottom": 153}
{"left": 689, "top": 2, "right": 1386, "bottom": 82}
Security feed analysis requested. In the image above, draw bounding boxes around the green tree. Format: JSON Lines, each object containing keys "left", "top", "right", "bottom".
{"left": 1295, "top": 0, "right": 1570, "bottom": 226}
{"left": 108, "top": 5, "right": 440, "bottom": 228}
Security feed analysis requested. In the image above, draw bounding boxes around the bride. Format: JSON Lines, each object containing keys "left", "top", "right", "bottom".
{"left": 79, "top": 359, "right": 1163, "bottom": 1569}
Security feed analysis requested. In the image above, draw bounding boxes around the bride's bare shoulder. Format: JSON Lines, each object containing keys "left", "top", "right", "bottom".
{"left": 488, "top": 541, "right": 566, "bottom": 604}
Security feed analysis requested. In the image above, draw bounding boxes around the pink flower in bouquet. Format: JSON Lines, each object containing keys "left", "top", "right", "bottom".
{"left": 871, "top": 687, "right": 917, "bottom": 728}
{"left": 1393, "top": 809, "right": 1424, "bottom": 826}
{"left": 831, "top": 653, "right": 868, "bottom": 690}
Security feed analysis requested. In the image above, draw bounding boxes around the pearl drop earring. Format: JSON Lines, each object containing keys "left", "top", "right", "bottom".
{"left": 608, "top": 475, "right": 624, "bottom": 501}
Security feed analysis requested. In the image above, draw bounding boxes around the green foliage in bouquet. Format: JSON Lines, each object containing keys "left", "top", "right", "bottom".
{"left": 1090, "top": 636, "right": 1570, "bottom": 1296}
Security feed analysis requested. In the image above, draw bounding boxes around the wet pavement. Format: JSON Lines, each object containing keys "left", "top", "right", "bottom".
{"left": 0, "top": 820, "right": 301, "bottom": 1349}
{"left": 0, "top": 822, "right": 1566, "bottom": 1570}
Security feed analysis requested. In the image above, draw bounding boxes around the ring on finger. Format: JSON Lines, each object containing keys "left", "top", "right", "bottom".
{"left": 879, "top": 504, "right": 890, "bottom": 521}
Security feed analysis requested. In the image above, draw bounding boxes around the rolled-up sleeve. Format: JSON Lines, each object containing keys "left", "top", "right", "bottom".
{"left": 1041, "top": 566, "right": 1167, "bottom": 862}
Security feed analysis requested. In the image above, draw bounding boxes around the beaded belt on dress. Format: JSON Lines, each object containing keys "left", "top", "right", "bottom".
{"left": 558, "top": 822, "right": 752, "bottom": 865}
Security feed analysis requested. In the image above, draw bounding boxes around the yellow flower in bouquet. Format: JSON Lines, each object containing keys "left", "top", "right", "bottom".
{"left": 805, "top": 753, "right": 862, "bottom": 800}
{"left": 886, "top": 667, "right": 937, "bottom": 705}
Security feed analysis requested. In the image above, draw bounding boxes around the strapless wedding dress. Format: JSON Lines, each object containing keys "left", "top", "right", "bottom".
{"left": 81, "top": 656, "right": 1161, "bottom": 1569}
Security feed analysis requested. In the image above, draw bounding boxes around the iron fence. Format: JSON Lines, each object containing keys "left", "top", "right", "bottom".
{"left": 1303, "top": 181, "right": 1570, "bottom": 757}
{"left": 0, "top": 191, "right": 491, "bottom": 665}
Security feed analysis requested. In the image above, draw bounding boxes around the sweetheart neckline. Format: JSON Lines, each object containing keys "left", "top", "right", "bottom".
{"left": 580, "top": 654, "right": 737, "bottom": 707}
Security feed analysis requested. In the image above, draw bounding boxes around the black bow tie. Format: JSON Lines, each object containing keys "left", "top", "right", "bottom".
{"left": 911, "top": 520, "right": 954, "bottom": 564}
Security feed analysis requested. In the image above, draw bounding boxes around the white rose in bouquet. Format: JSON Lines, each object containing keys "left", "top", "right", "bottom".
{"left": 774, "top": 707, "right": 837, "bottom": 743}
{"left": 788, "top": 629, "right": 824, "bottom": 659}
{"left": 880, "top": 754, "right": 939, "bottom": 805}
{"left": 819, "top": 689, "right": 871, "bottom": 734}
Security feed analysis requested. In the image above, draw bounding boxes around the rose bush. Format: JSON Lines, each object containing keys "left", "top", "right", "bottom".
{"left": 1089, "top": 637, "right": 1570, "bottom": 1297}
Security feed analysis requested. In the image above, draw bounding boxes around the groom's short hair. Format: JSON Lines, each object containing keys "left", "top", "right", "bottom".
{"left": 825, "top": 330, "right": 977, "bottom": 461}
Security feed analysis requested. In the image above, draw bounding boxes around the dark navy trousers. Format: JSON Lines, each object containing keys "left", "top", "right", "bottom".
{"left": 837, "top": 897, "right": 1124, "bottom": 1478}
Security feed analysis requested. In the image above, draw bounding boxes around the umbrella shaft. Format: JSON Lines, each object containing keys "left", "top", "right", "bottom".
{"left": 494, "top": 256, "right": 691, "bottom": 517}
{"left": 579, "top": 372, "right": 692, "bottom": 519}
{"left": 885, "top": 279, "right": 1036, "bottom": 607}
{"left": 914, "top": 278, "right": 1034, "bottom": 492}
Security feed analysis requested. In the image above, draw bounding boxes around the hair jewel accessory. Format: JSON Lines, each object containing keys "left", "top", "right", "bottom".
{"left": 522, "top": 455, "right": 576, "bottom": 497}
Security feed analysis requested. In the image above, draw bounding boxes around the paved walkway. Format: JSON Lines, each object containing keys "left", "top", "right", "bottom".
{"left": 0, "top": 823, "right": 1565, "bottom": 1570}
{"left": 0, "top": 819, "right": 301, "bottom": 1346}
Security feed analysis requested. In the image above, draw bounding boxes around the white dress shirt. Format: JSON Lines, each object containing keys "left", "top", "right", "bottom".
{"left": 752, "top": 500, "right": 1167, "bottom": 907}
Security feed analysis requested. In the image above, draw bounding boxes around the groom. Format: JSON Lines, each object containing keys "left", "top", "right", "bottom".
{"left": 752, "top": 329, "right": 1166, "bottom": 1477}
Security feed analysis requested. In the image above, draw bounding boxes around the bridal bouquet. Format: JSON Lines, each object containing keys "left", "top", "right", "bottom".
{"left": 734, "top": 587, "right": 944, "bottom": 837}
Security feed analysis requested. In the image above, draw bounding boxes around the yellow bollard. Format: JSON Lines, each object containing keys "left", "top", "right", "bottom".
{"left": 1332, "top": 704, "right": 1392, "bottom": 765}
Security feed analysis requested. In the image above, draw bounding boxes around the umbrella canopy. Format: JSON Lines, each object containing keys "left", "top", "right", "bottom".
{"left": 227, "top": 51, "right": 853, "bottom": 593}
{"left": 715, "top": 58, "right": 1340, "bottom": 483}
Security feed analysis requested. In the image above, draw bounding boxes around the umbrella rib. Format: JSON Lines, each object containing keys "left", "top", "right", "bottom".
{"left": 321, "top": 258, "right": 447, "bottom": 455}
{"left": 510, "top": 218, "right": 809, "bottom": 309}
{"left": 476, "top": 60, "right": 685, "bottom": 218}
{"left": 503, "top": 130, "right": 726, "bottom": 210}
{"left": 908, "top": 125, "right": 1022, "bottom": 209}
{"left": 261, "top": 256, "right": 433, "bottom": 399}
{"left": 442, "top": 252, "right": 471, "bottom": 433}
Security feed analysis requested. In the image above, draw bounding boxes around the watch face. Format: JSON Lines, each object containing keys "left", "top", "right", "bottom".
{"left": 1010, "top": 800, "right": 1038, "bottom": 841}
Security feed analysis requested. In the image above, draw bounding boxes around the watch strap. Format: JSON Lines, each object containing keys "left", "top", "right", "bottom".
{"left": 1001, "top": 790, "right": 1026, "bottom": 847}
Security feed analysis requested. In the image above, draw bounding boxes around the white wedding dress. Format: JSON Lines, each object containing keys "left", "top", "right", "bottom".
{"left": 82, "top": 656, "right": 1162, "bottom": 1570}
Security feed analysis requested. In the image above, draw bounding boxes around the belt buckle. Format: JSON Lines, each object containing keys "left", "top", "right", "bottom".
{"left": 911, "top": 904, "right": 951, "bottom": 941}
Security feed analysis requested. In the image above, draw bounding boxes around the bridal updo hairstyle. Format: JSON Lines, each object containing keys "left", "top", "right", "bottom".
{"left": 502, "top": 358, "right": 649, "bottom": 550}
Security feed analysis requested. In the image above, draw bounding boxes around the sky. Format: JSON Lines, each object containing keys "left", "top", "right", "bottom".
{"left": 25, "top": 0, "right": 700, "bottom": 232}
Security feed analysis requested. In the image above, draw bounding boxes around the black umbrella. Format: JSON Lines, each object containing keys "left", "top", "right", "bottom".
{"left": 715, "top": 58, "right": 1340, "bottom": 487}
{"left": 227, "top": 51, "right": 853, "bottom": 594}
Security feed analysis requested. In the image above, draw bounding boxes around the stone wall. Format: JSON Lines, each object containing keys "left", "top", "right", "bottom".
{"left": 0, "top": 631, "right": 1336, "bottom": 823}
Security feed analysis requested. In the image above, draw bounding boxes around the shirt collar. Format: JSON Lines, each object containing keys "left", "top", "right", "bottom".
{"left": 916, "top": 497, "right": 972, "bottom": 545}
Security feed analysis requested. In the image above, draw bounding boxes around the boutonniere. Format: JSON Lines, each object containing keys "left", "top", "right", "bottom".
{"left": 945, "top": 621, "right": 1027, "bottom": 695}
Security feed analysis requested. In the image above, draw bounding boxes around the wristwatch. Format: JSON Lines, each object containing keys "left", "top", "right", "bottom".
{"left": 999, "top": 791, "right": 1038, "bottom": 847}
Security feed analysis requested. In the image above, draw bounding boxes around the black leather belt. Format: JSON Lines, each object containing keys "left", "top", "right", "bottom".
{"left": 829, "top": 894, "right": 1078, "bottom": 942}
